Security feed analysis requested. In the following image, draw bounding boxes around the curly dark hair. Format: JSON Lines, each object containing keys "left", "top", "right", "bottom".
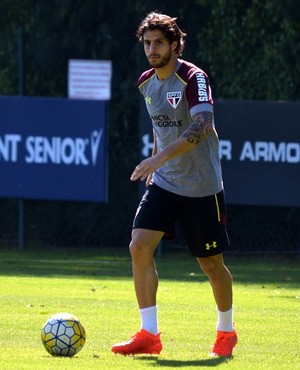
{"left": 136, "top": 11, "right": 186, "bottom": 56}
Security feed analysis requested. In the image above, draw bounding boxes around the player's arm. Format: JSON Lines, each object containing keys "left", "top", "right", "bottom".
{"left": 145, "top": 129, "right": 157, "bottom": 186}
{"left": 153, "top": 110, "right": 214, "bottom": 160}
{"left": 152, "top": 129, "right": 158, "bottom": 155}
{"left": 182, "top": 111, "right": 213, "bottom": 144}
{"left": 131, "top": 111, "right": 213, "bottom": 182}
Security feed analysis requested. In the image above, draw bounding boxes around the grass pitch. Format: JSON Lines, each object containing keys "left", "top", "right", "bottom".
{"left": 0, "top": 246, "right": 299, "bottom": 369}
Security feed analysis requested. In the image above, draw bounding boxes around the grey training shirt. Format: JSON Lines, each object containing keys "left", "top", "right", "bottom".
{"left": 138, "top": 59, "right": 223, "bottom": 198}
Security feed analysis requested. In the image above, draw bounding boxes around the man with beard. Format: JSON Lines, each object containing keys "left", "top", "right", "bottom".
{"left": 111, "top": 11, "right": 238, "bottom": 358}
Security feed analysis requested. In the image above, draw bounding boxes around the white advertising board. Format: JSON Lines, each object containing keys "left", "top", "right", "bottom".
{"left": 68, "top": 59, "right": 112, "bottom": 100}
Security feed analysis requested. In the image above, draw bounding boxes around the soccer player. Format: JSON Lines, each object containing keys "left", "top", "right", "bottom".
{"left": 111, "top": 11, "right": 238, "bottom": 357}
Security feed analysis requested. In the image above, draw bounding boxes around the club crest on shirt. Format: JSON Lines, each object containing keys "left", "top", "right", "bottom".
{"left": 167, "top": 91, "right": 181, "bottom": 109}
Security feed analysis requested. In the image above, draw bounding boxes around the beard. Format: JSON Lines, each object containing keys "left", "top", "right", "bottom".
{"left": 148, "top": 48, "right": 172, "bottom": 69}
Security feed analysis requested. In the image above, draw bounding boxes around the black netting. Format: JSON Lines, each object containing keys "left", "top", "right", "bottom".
{"left": 1, "top": 198, "right": 300, "bottom": 255}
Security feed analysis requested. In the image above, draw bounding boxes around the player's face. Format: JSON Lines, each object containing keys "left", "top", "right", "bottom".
{"left": 143, "top": 30, "right": 177, "bottom": 69}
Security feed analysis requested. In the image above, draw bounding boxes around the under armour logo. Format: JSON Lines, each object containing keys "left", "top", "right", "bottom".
{"left": 141, "top": 134, "right": 154, "bottom": 157}
{"left": 145, "top": 96, "right": 151, "bottom": 104}
{"left": 205, "top": 241, "right": 217, "bottom": 250}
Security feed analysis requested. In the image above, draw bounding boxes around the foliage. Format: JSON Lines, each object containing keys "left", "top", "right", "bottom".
{"left": 1, "top": 0, "right": 299, "bottom": 141}
{"left": 194, "top": 0, "right": 300, "bottom": 100}
{"left": 1, "top": 0, "right": 299, "bottom": 100}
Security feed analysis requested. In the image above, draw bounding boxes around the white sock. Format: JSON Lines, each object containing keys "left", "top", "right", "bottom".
{"left": 139, "top": 305, "right": 159, "bottom": 335}
{"left": 216, "top": 308, "right": 234, "bottom": 332}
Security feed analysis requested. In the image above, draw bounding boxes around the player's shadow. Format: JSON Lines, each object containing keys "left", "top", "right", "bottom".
{"left": 136, "top": 356, "right": 232, "bottom": 367}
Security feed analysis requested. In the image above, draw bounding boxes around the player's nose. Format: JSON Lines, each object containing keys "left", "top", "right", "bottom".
{"left": 149, "top": 43, "right": 157, "bottom": 53}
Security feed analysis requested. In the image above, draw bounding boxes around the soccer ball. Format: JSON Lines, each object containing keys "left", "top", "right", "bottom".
{"left": 41, "top": 312, "right": 86, "bottom": 357}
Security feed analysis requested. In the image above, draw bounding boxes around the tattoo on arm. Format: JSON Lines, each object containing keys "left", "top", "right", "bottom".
{"left": 182, "top": 111, "right": 213, "bottom": 145}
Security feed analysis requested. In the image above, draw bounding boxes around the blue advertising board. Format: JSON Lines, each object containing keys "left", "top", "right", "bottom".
{"left": 0, "top": 97, "right": 108, "bottom": 202}
{"left": 139, "top": 99, "right": 300, "bottom": 207}
{"left": 215, "top": 100, "right": 300, "bottom": 207}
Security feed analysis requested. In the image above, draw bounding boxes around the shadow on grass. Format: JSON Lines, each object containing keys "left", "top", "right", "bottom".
{"left": 135, "top": 355, "right": 231, "bottom": 367}
{"left": 0, "top": 246, "right": 299, "bottom": 287}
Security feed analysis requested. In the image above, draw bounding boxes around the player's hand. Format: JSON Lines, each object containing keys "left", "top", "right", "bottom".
{"left": 145, "top": 173, "right": 153, "bottom": 187}
{"left": 130, "top": 156, "right": 161, "bottom": 182}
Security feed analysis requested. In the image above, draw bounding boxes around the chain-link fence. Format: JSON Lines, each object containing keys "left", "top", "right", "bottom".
{"left": 0, "top": 10, "right": 299, "bottom": 256}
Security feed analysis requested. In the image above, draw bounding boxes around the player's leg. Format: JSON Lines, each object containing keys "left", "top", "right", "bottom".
{"left": 112, "top": 184, "right": 174, "bottom": 355}
{"left": 197, "top": 253, "right": 232, "bottom": 312}
{"left": 179, "top": 190, "right": 237, "bottom": 356}
{"left": 111, "top": 229, "right": 163, "bottom": 355}
{"left": 197, "top": 253, "right": 237, "bottom": 357}
{"left": 129, "top": 228, "right": 164, "bottom": 309}
{"left": 129, "top": 185, "right": 175, "bottom": 311}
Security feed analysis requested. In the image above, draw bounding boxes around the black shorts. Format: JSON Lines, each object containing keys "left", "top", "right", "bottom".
{"left": 133, "top": 184, "right": 230, "bottom": 258}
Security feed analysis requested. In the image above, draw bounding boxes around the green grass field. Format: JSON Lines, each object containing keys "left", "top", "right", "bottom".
{"left": 0, "top": 246, "right": 299, "bottom": 369}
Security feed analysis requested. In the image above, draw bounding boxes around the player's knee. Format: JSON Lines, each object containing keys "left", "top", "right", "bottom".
{"left": 197, "top": 256, "right": 220, "bottom": 279}
{"left": 198, "top": 260, "right": 214, "bottom": 277}
{"left": 129, "top": 236, "right": 157, "bottom": 266}
{"left": 129, "top": 236, "right": 146, "bottom": 259}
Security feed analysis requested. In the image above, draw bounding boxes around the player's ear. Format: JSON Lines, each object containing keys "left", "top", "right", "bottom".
{"left": 171, "top": 41, "right": 178, "bottom": 52}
